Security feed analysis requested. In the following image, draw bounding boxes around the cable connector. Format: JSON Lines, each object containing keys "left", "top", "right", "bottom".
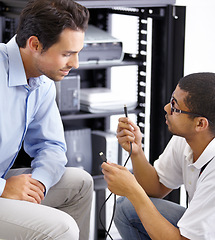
{"left": 99, "top": 152, "right": 107, "bottom": 162}
{"left": 124, "top": 104, "right": 128, "bottom": 117}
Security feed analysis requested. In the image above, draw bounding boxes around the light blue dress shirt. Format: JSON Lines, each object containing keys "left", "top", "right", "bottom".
{"left": 0, "top": 36, "right": 67, "bottom": 196}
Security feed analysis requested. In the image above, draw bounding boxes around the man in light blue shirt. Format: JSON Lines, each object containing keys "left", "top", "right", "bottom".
{"left": 0, "top": 0, "right": 93, "bottom": 239}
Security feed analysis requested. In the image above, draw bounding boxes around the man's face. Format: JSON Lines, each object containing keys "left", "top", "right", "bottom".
{"left": 35, "top": 28, "right": 84, "bottom": 81}
{"left": 164, "top": 85, "right": 196, "bottom": 138}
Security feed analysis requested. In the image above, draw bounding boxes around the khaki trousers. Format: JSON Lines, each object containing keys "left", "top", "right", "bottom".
{"left": 0, "top": 167, "right": 93, "bottom": 240}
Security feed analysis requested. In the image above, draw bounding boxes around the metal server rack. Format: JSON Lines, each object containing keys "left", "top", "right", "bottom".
{"left": 0, "top": 1, "right": 185, "bottom": 239}
{"left": 83, "top": 9, "right": 185, "bottom": 239}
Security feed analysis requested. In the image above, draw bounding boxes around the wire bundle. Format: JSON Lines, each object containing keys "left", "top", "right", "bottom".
{"left": 99, "top": 105, "right": 132, "bottom": 239}
{"left": 99, "top": 143, "right": 132, "bottom": 239}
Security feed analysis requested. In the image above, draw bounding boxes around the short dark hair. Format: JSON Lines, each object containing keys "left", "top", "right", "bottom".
{"left": 16, "top": 0, "right": 89, "bottom": 51}
{"left": 179, "top": 72, "right": 215, "bottom": 134}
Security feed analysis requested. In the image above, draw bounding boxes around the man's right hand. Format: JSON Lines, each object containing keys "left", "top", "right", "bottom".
{"left": 117, "top": 117, "right": 143, "bottom": 155}
{"left": 1, "top": 174, "right": 45, "bottom": 204}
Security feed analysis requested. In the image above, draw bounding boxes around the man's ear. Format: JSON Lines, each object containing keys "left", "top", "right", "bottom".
{"left": 195, "top": 117, "right": 209, "bottom": 132}
{"left": 27, "top": 36, "right": 42, "bottom": 52}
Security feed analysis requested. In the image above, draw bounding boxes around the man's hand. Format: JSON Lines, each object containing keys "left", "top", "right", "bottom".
{"left": 101, "top": 162, "right": 141, "bottom": 198}
{"left": 1, "top": 174, "right": 45, "bottom": 204}
{"left": 117, "top": 117, "right": 142, "bottom": 155}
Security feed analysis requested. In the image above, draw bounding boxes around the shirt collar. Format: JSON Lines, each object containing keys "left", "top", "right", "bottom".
{"left": 185, "top": 137, "right": 215, "bottom": 170}
{"left": 6, "top": 35, "right": 28, "bottom": 87}
{"left": 184, "top": 144, "right": 193, "bottom": 165}
{"left": 6, "top": 35, "right": 46, "bottom": 89}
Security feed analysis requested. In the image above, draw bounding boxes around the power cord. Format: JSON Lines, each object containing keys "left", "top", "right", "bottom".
{"left": 99, "top": 105, "right": 132, "bottom": 239}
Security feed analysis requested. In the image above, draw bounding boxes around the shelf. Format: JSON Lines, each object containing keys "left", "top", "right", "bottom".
{"left": 2, "top": 0, "right": 176, "bottom": 9}
{"left": 72, "top": 54, "right": 144, "bottom": 70}
{"left": 76, "top": 0, "right": 176, "bottom": 8}
{"left": 78, "top": 60, "right": 140, "bottom": 70}
{"left": 0, "top": 0, "right": 176, "bottom": 17}
{"left": 61, "top": 108, "right": 142, "bottom": 121}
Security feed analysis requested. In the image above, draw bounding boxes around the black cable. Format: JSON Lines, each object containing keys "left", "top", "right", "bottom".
{"left": 123, "top": 142, "right": 132, "bottom": 167}
{"left": 99, "top": 143, "right": 132, "bottom": 239}
{"left": 98, "top": 191, "right": 114, "bottom": 240}
{"left": 99, "top": 105, "right": 132, "bottom": 239}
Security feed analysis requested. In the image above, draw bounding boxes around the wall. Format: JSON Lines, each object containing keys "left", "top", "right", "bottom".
{"left": 176, "top": 0, "right": 215, "bottom": 74}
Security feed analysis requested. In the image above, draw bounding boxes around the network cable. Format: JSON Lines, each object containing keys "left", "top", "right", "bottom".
{"left": 99, "top": 105, "right": 132, "bottom": 240}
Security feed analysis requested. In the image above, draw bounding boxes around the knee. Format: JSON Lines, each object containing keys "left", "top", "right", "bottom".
{"left": 114, "top": 196, "right": 127, "bottom": 223}
{"left": 81, "top": 169, "right": 94, "bottom": 192}
{"left": 56, "top": 215, "right": 79, "bottom": 240}
{"left": 60, "top": 217, "right": 79, "bottom": 240}
{"left": 77, "top": 168, "right": 94, "bottom": 196}
{"left": 65, "top": 167, "right": 94, "bottom": 198}
{"left": 64, "top": 167, "right": 93, "bottom": 189}
{"left": 38, "top": 208, "right": 80, "bottom": 240}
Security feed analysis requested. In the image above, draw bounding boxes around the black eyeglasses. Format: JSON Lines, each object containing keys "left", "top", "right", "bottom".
{"left": 170, "top": 96, "right": 202, "bottom": 117}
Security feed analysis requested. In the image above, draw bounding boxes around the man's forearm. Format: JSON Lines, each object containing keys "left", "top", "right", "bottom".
{"left": 131, "top": 150, "right": 171, "bottom": 198}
